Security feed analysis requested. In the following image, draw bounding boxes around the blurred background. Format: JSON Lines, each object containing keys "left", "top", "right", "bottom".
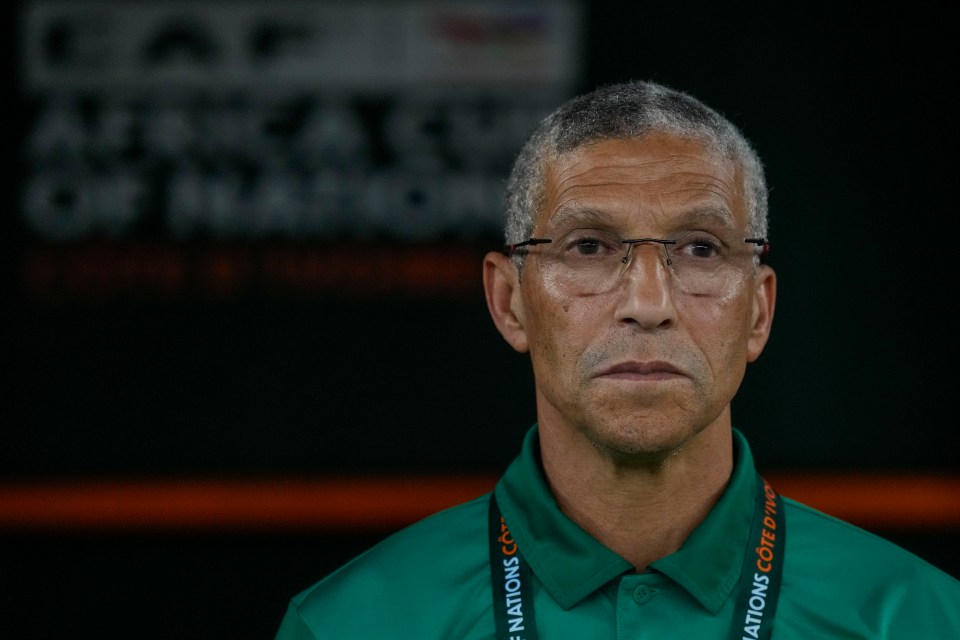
{"left": 4, "top": 1, "right": 957, "bottom": 638}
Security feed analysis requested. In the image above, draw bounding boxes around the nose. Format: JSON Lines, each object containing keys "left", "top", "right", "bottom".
{"left": 612, "top": 242, "right": 677, "bottom": 329}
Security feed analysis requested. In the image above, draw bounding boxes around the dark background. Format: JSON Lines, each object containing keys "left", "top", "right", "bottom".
{"left": 4, "top": 2, "right": 957, "bottom": 638}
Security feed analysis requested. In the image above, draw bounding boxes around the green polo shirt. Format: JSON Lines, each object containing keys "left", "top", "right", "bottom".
{"left": 275, "top": 427, "right": 960, "bottom": 639}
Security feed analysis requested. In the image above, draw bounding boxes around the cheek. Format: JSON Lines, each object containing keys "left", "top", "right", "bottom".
{"left": 700, "top": 300, "right": 742, "bottom": 327}
{"left": 682, "top": 295, "right": 752, "bottom": 358}
{"left": 527, "top": 291, "right": 589, "bottom": 370}
{"left": 701, "top": 278, "right": 753, "bottom": 327}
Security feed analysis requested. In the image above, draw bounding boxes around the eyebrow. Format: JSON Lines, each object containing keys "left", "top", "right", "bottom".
{"left": 674, "top": 206, "right": 737, "bottom": 229}
{"left": 548, "top": 205, "right": 611, "bottom": 228}
{"left": 546, "top": 204, "right": 737, "bottom": 232}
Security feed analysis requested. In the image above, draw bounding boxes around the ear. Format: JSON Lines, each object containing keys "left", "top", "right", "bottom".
{"left": 483, "top": 251, "right": 530, "bottom": 353}
{"left": 746, "top": 264, "right": 776, "bottom": 362}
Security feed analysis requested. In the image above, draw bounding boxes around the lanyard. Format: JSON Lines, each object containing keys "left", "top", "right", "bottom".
{"left": 489, "top": 474, "right": 785, "bottom": 640}
{"left": 489, "top": 494, "right": 539, "bottom": 640}
{"left": 730, "top": 476, "right": 785, "bottom": 640}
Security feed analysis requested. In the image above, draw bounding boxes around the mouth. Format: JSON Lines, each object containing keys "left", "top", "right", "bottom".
{"left": 594, "top": 360, "right": 686, "bottom": 381}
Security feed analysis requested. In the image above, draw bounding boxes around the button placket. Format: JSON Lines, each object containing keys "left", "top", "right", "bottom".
{"left": 632, "top": 584, "right": 660, "bottom": 605}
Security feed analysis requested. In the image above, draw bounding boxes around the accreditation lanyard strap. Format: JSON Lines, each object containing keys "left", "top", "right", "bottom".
{"left": 489, "top": 475, "right": 785, "bottom": 640}
{"left": 489, "top": 494, "right": 539, "bottom": 640}
{"left": 729, "top": 475, "right": 785, "bottom": 640}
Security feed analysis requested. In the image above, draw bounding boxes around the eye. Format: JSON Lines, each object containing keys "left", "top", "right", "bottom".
{"left": 575, "top": 237, "right": 601, "bottom": 255}
{"left": 559, "top": 229, "right": 622, "bottom": 258}
{"left": 674, "top": 232, "right": 726, "bottom": 260}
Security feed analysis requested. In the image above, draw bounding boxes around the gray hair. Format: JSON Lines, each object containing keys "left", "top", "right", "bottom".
{"left": 504, "top": 80, "right": 768, "bottom": 254}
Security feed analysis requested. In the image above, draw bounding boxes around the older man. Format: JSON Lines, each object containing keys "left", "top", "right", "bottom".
{"left": 274, "top": 80, "right": 960, "bottom": 639}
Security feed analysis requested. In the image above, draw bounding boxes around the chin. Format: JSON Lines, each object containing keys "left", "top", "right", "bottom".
{"left": 586, "top": 420, "right": 697, "bottom": 462}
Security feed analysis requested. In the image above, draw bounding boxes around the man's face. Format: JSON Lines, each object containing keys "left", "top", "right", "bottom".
{"left": 491, "top": 133, "right": 775, "bottom": 460}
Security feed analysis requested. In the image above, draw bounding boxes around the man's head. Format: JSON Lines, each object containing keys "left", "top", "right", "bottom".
{"left": 504, "top": 80, "right": 768, "bottom": 258}
{"left": 483, "top": 80, "right": 776, "bottom": 463}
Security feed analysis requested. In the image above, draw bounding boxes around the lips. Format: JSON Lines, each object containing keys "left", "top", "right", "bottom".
{"left": 595, "top": 360, "right": 685, "bottom": 378}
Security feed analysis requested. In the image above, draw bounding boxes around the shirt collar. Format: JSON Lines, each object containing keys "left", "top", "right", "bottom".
{"left": 494, "top": 425, "right": 758, "bottom": 612}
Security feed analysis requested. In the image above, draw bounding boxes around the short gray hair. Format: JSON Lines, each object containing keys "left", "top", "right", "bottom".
{"left": 504, "top": 80, "right": 768, "bottom": 253}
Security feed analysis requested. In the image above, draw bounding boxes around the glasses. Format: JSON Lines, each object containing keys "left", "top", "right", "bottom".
{"left": 506, "top": 227, "right": 769, "bottom": 297}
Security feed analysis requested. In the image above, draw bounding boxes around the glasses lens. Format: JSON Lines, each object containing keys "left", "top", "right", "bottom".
{"left": 540, "top": 228, "right": 625, "bottom": 294}
{"left": 665, "top": 230, "right": 757, "bottom": 296}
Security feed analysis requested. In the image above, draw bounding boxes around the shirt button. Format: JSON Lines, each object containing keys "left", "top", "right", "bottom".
{"left": 632, "top": 585, "right": 659, "bottom": 605}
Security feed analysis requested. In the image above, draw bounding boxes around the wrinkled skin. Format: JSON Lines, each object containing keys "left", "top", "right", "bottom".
{"left": 484, "top": 134, "right": 776, "bottom": 468}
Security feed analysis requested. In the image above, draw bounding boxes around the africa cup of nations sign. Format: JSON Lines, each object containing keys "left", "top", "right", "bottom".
{"left": 18, "top": 0, "right": 582, "bottom": 299}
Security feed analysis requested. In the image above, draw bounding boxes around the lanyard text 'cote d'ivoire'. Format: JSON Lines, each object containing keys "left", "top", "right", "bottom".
{"left": 489, "top": 474, "right": 785, "bottom": 640}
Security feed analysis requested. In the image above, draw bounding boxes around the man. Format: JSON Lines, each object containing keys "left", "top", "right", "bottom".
{"left": 274, "top": 80, "right": 960, "bottom": 639}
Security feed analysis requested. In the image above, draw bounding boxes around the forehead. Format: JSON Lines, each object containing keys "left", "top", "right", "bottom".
{"left": 540, "top": 133, "right": 747, "bottom": 230}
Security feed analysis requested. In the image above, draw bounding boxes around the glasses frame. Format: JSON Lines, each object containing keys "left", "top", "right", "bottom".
{"left": 503, "top": 233, "right": 770, "bottom": 295}
{"left": 507, "top": 236, "right": 770, "bottom": 262}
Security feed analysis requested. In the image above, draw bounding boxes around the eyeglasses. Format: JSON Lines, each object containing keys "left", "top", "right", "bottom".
{"left": 506, "top": 227, "right": 769, "bottom": 297}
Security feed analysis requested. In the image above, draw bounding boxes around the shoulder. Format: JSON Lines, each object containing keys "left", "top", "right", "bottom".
{"left": 783, "top": 497, "right": 951, "bottom": 579}
{"left": 276, "top": 493, "right": 494, "bottom": 639}
{"left": 777, "top": 497, "right": 960, "bottom": 636}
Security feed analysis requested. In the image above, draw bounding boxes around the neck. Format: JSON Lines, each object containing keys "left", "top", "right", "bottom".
{"left": 539, "top": 419, "right": 734, "bottom": 572}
